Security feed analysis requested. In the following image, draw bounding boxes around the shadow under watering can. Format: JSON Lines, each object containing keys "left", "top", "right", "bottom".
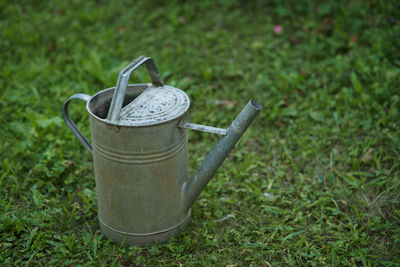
{"left": 62, "top": 56, "right": 261, "bottom": 246}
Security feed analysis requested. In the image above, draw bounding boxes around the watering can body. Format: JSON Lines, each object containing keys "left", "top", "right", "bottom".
{"left": 62, "top": 56, "right": 261, "bottom": 246}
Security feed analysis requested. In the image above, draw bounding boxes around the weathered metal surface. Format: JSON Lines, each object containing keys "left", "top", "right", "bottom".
{"left": 119, "top": 85, "right": 190, "bottom": 126}
{"left": 178, "top": 121, "right": 227, "bottom": 135}
{"left": 64, "top": 85, "right": 191, "bottom": 245}
{"left": 61, "top": 56, "right": 262, "bottom": 246}
{"left": 92, "top": 86, "right": 190, "bottom": 245}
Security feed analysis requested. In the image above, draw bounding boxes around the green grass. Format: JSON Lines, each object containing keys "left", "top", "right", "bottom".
{"left": 1, "top": 0, "right": 400, "bottom": 265}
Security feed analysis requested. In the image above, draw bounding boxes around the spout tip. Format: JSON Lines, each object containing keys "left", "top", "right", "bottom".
{"left": 249, "top": 99, "right": 262, "bottom": 111}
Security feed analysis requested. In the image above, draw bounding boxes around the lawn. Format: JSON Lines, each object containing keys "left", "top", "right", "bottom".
{"left": 1, "top": 0, "right": 399, "bottom": 265}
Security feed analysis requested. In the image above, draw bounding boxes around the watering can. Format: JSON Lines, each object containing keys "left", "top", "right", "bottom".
{"left": 62, "top": 56, "right": 261, "bottom": 246}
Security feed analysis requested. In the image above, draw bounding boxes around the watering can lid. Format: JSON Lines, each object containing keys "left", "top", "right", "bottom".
{"left": 118, "top": 84, "right": 190, "bottom": 126}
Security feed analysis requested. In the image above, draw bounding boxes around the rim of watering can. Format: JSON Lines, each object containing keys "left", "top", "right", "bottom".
{"left": 85, "top": 84, "right": 191, "bottom": 127}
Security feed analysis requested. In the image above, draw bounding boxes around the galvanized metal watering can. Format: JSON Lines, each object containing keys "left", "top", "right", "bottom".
{"left": 62, "top": 56, "right": 261, "bottom": 245}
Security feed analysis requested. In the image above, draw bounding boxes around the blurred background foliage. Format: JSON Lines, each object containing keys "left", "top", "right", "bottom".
{"left": 0, "top": 0, "right": 399, "bottom": 265}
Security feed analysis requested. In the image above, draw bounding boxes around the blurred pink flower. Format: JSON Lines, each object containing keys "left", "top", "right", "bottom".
{"left": 274, "top": 25, "right": 282, "bottom": 34}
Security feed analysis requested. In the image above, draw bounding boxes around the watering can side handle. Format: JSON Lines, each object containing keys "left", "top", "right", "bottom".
{"left": 62, "top": 93, "right": 93, "bottom": 155}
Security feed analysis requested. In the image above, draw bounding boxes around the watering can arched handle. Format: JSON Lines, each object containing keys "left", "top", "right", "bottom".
{"left": 62, "top": 93, "right": 93, "bottom": 155}
{"left": 106, "top": 56, "right": 163, "bottom": 122}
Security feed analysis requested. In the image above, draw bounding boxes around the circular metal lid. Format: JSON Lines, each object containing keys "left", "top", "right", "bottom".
{"left": 118, "top": 85, "right": 190, "bottom": 126}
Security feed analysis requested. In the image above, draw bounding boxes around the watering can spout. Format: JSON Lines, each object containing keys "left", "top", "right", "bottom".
{"left": 182, "top": 99, "right": 262, "bottom": 212}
